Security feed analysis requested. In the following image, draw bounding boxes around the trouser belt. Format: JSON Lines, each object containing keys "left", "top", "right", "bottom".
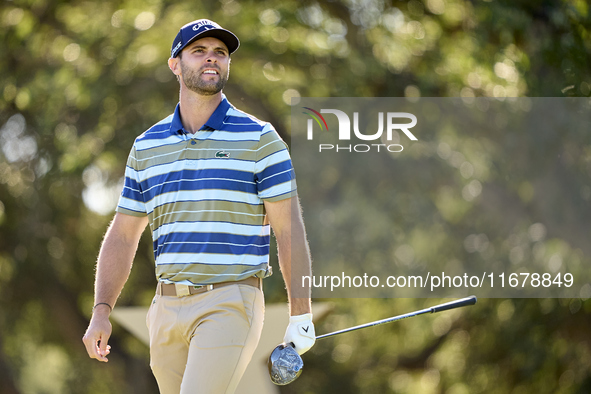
{"left": 156, "top": 277, "right": 262, "bottom": 297}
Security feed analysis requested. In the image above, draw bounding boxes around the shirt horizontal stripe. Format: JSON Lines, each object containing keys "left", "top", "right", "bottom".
{"left": 141, "top": 177, "right": 258, "bottom": 202}
{"left": 116, "top": 205, "right": 147, "bottom": 217}
{"left": 156, "top": 241, "right": 269, "bottom": 257}
{"left": 142, "top": 190, "right": 264, "bottom": 212}
{"left": 264, "top": 189, "right": 298, "bottom": 202}
{"left": 258, "top": 171, "right": 295, "bottom": 194}
{"left": 117, "top": 196, "right": 147, "bottom": 214}
{"left": 155, "top": 232, "right": 269, "bottom": 250}
{"left": 133, "top": 158, "right": 257, "bottom": 179}
{"left": 140, "top": 168, "right": 255, "bottom": 192}
{"left": 157, "top": 264, "right": 269, "bottom": 285}
{"left": 136, "top": 138, "right": 261, "bottom": 158}
{"left": 153, "top": 220, "right": 271, "bottom": 241}
{"left": 151, "top": 209, "right": 265, "bottom": 229}
{"left": 156, "top": 252, "right": 269, "bottom": 265}
{"left": 136, "top": 134, "right": 184, "bottom": 150}
{"left": 150, "top": 199, "right": 264, "bottom": 229}
{"left": 256, "top": 160, "right": 293, "bottom": 183}
{"left": 259, "top": 181, "right": 296, "bottom": 200}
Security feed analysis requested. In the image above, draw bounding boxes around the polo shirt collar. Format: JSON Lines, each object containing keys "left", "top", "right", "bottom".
{"left": 170, "top": 94, "right": 232, "bottom": 134}
{"left": 205, "top": 94, "right": 231, "bottom": 130}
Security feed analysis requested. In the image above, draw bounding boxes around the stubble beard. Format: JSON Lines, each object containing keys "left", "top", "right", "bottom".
{"left": 180, "top": 60, "right": 229, "bottom": 96}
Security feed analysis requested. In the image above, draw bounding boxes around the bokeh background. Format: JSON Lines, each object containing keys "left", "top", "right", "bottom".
{"left": 1, "top": 0, "right": 590, "bottom": 393}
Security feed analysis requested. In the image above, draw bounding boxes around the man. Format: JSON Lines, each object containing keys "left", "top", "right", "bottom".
{"left": 82, "top": 19, "right": 315, "bottom": 393}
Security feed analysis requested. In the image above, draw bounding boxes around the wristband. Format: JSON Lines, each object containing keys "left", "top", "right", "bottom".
{"left": 93, "top": 302, "right": 113, "bottom": 313}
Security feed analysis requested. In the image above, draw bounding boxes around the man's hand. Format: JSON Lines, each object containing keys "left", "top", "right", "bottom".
{"left": 82, "top": 306, "right": 113, "bottom": 362}
{"left": 283, "top": 313, "right": 315, "bottom": 355}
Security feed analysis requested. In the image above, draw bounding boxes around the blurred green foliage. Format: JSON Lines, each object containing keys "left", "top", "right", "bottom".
{"left": 0, "top": 0, "right": 590, "bottom": 393}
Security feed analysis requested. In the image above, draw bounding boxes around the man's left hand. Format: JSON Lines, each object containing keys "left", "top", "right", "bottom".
{"left": 283, "top": 313, "right": 315, "bottom": 355}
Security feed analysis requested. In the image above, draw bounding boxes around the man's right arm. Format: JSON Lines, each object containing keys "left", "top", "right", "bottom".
{"left": 82, "top": 212, "right": 148, "bottom": 362}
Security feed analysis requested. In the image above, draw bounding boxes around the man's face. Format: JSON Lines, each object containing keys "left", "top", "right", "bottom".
{"left": 177, "top": 37, "right": 230, "bottom": 96}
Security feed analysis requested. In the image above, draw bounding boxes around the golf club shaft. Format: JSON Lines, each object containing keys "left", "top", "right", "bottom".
{"left": 315, "top": 295, "right": 477, "bottom": 340}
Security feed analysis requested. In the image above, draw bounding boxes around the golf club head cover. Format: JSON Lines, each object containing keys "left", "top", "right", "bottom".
{"left": 283, "top": 313, "right": 315, "bottom": 355}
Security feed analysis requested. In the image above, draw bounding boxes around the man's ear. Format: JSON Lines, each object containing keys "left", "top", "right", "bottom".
{"left": 168, "top": 57, "right": 181, "bottom": 77}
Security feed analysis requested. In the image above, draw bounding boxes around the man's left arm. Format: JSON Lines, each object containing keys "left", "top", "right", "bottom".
{"left": 264, "top": 196, "right": 315, "bottom": 354}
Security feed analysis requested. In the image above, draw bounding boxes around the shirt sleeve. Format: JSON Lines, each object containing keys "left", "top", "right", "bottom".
{"left": 254, "top": 123, "right": 297, "bottom": 202}
{"left": 116, "top": 145, "right": 148, "bottom": 216}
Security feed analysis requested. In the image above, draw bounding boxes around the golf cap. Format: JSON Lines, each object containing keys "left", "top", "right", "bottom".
{"left": 171, "top": 19, "right": 240, "bottom": 58}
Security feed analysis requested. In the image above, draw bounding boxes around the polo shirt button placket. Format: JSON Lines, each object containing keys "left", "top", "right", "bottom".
{"left": 185, "top": 137, "right": 197, "bottom": 168}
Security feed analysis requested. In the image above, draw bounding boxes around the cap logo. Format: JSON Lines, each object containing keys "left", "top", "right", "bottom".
{"left": 193, "top": 21, "right": 215, "bottom": 31}
{"left": 172, "top": 41, "right": 182, "bottom": 53}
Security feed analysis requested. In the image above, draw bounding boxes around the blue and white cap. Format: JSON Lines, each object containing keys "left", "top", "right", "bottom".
{"left": 171, "top": 19, "right": 240, "bottom": 58}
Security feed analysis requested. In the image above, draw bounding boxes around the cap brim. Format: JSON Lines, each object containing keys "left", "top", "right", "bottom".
{"left": 185, "top": 29, "right": 240, "bottom": 54}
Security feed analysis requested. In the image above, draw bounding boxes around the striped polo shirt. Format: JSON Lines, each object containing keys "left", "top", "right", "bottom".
{"left": 116, "top": 95, "right": 296, "bottom": 285}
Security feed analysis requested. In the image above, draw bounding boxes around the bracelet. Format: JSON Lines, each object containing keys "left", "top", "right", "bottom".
{"left": 93, "top": 302, "right": 113, "bottom": 313}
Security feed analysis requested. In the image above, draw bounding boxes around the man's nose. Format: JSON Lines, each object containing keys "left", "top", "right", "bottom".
{"left": 206, "top": 52, "right": 217, "bottom": 62}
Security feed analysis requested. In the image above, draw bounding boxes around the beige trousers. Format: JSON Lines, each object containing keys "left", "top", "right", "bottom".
{"left": 146, "top": 284, "right": 265, "bottom": 394}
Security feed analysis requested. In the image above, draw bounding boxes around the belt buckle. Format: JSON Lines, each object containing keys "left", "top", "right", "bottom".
{"left": 174, "top": 283, "right": 213, "bottom": 297}
{"left": 191, "top": 284, "right": 213, "bottom": 292}
{"left": 175, "top": 284, "right": 191, "bottom": 297}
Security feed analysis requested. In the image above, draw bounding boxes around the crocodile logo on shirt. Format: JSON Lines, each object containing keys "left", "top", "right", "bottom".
{"left": 215, "top": 150, "right": 230, "bottom": 158}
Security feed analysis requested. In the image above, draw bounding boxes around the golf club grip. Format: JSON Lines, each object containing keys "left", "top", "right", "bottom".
{"left": 430, "top": 295, "right": 477, "bottom": 313}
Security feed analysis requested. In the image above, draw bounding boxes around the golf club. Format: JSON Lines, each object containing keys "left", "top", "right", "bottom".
{"left": 268, "top": 295, "right": 477, "bottom": 385}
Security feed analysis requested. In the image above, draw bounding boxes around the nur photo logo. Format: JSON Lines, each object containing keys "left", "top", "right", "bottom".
{"left": 302, "top": 107, "right": 418, "bottom": 153}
